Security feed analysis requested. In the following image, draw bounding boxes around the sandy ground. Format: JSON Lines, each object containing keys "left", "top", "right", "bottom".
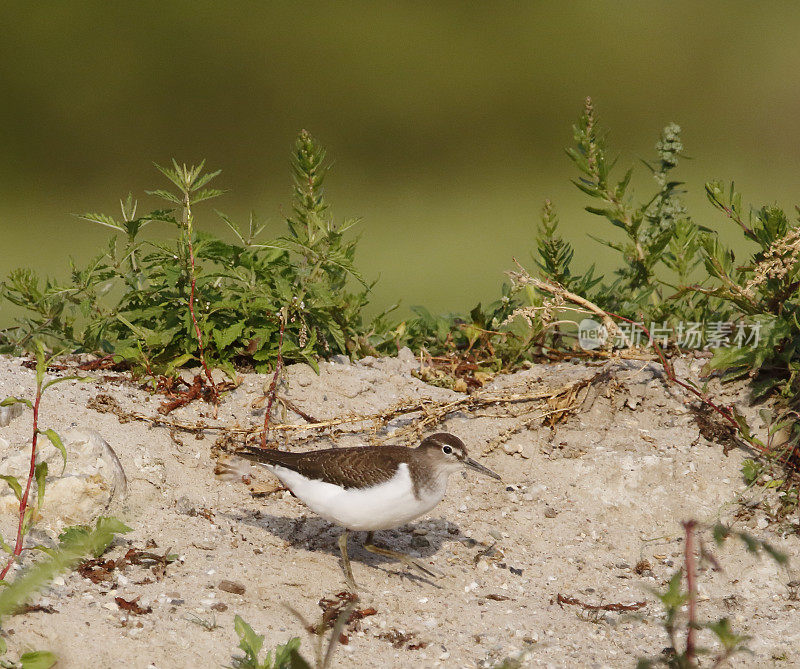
{"left": 0, "top": 350, "right": 797, "bottom": 668}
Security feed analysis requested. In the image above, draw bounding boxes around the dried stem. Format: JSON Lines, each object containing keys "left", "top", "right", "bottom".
{"left": 511, "top": 261, "right": 631, "bottom": 349}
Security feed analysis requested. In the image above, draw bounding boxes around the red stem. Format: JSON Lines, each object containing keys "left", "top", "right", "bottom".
{"left": 186, "top": 228, "right": 219, "bottom": 404}
{"left": 261, "top": 313, "right": 286, "bottom": 449}
{"left": 607, "top": 311, "right": 769, "bottom": 456}
{"left": 0, "top": 384, "right": 42, "bottom": 580}
{"left": 683, "top": 520, "right": 698, "bottom": 665}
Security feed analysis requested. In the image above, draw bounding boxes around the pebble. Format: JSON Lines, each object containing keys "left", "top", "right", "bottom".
{"left": 544, "top": 507, "right": 558, "bottom": 518}
{"left": 218, "top": 580, "right": 246, "bottom": 595}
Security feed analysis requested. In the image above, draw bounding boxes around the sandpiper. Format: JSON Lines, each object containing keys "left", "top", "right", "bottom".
{"left": 236, "top": 432, "right": 501, "bottom": 590}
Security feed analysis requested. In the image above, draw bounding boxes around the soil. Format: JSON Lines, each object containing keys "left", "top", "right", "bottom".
{"left": 0, "top": 350, "right": 797, "bottom": 668}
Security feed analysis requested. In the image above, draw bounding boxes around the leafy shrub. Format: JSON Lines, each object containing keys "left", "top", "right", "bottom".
{"left": 0, "top": 131, "right": 371, "bottom": 376}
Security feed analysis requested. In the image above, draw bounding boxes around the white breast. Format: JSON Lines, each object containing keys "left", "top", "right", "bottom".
{"left": 264, "top": 463, "right": 447, "bottom": 531}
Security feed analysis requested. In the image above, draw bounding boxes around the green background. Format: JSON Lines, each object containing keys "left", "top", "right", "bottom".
{"left": 2, "top": 2, "right": 799, "bottom": 324}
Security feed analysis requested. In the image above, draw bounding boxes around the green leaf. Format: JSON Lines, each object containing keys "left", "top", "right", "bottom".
{"left": 234, "top": 614, "right": 264, "bottom": 662}
{"left": 213, "top": 321, "right": 245, "bottom": 351}
{"left": 706, "top": 618, "right": 749, "bottom": 653}
{"left": 22, "top": 507, "right": 35, "bottom": 536}
{"left": 34, "top": 462, "right": 47, "bottom": 510}
{"left": 0, "top": 397, "right": 33, "bottom": 409}
{"left": 0, "top": 475, "right": 22, "bottom": 501}
{"left": 0, "top": 516, "right": 132, "bottom": 622}
{"left": 34, "top": 341, "right": 47, "bottom": 386}
{"left": 40, "top": 429, "right": 67, "bottom": 474}
{"left": 145, "top": 189, "right": 183, "bottom": 206}
{"left": 57, "top": 516, "right": 133, "bottom": 559}
{"left": 741, "top": 459, "right": 761, "bottom": 485}
{"left": 191, "top": 188, "right": 226, "bottom": 204}
{"left": 42, "top": 375, "right": 93, "bottom": 392}
{"left": 19, "top": 650, "right": 57, "bottom": 669}
{"left": 75, "top": 212, "right": 125, "bottom": 232}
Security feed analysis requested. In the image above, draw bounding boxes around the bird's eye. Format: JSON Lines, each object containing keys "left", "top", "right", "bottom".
{"left": 442, "top": 445, "right": 453, "bottom": 455}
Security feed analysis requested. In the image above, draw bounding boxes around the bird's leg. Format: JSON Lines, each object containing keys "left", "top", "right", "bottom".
{"left": 363, "top": 531, "right": 437, "bottom": 578}
{"left": 338, "top": 530, "right": 359, "bottom": 593}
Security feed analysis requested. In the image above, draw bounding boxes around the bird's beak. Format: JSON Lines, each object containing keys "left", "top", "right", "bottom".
{"left": 464, "top": 457, "right": 501, "bottom": 480}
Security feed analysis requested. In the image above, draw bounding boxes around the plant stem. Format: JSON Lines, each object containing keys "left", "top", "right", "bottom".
{"left": 261, "top": 310, "right": 286, "bottom": 448}
{"left": 608, "top": 312, "right": 771, "bottom": 457}
{"left": 683, "top": 520, "right": 698, "bottom": 666}
{"left": 0, "top": 380, "right": 42, "bottom": 581}
{"left": 184, "top": 209, "right": 218, "bottom": 405}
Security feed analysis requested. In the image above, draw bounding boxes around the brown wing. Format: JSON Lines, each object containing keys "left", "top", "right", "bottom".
{"left": 236, "top": 445, "right": 413, "bottom": 490}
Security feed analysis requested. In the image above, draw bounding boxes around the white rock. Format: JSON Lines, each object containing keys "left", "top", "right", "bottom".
{"left": 0, "top": 402, "right": 24, "bottom": 427}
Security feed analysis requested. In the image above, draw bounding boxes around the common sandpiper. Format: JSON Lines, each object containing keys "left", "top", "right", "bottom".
{"left": 236, "top": 432, "right": 501, "bottom": 590}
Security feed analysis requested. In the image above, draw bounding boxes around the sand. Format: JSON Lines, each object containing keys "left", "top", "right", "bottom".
{"left": 0, "top": 350, "right": 797, "bottom": 668}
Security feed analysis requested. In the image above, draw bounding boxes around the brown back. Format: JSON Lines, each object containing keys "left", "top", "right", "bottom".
{"left": 237, "top": 445, "right": 416, "bottom": 490}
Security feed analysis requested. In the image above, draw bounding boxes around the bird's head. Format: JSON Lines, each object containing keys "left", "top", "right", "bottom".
{"left": 418, "top": 432, "right": 501, "bottom": 480}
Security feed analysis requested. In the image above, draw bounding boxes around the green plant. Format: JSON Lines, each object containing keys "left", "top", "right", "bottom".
{"left": 0, "top": 342, "right": 90, "bottom": 580}
{"left": 0, "top": 345, "right": 131, "bottom": 665}
{"left": 638, "top": 520, "right": 786, "bottom": 668}
{"left": 0, "top": 647, "right": 56, "bottom": 669}
{"left": 696, "top": 183, "right": 800, "bottom": 405}
{"left": 565, "top": 99, "right": 699, "bottom": 317}
{"left": 0, "top": 516, "right": 131, "bottom": 667}
{"left": 0, "top": 131, "right": 371, "bottom": 377}
{"left": 230, "top": 616, "right": 306, "bottom": 669}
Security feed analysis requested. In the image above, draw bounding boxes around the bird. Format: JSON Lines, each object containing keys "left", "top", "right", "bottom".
{"left": 235, "top": 432, "right": 501, "bottom": 590}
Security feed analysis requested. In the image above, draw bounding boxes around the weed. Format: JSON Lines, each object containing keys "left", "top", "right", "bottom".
{"left": 0, "top": 344, "right": 131, "bottom": 664}
{"left": 638, "top": 520, "right": 786, "bottom": 668}
{"left": 0, "top": 342, "right": 90, "bottom": 579}
{"left": 0, "top": 131, "right": 371, "bottom": 378}
{"left": 230, "top": 615, "right": 305, "bottom": 669}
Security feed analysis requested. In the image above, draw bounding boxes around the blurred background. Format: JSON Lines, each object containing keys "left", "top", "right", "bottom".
{"left": 2, "top": 1, "right": 800, "bottom": 325}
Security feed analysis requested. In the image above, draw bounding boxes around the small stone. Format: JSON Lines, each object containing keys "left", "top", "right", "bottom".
{"left": 211, "top": 603, "right": 228, "bottom": 612}
{"left": 175, "top": 496, "right": 194, "bottom": 515}
{"left": 396, "top": 347, "right": 416, "bottom": 365}
{"left": 218, "top": 580, "right": 246, "bottom": 595}
{"left": 544, "top": 507, "right": 558, "bottom": 518}
{"left": 412, "top": 528, "right": 428, "bottom": 536}
{"left": 411, "top": 536, "right": 430, "bottom": 548}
